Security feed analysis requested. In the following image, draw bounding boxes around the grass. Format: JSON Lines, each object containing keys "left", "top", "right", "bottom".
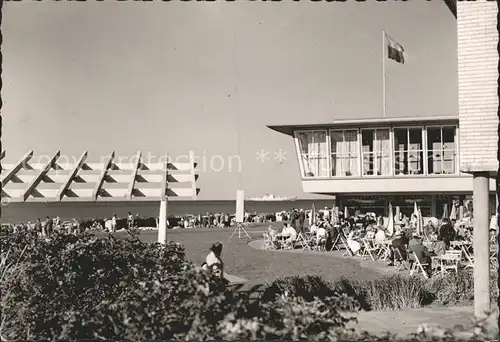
{"left": 266, "top": 272, "right": 499, "bottom": 311}
{"left": 99, "top": 223, "right": 384, "bottom": 286}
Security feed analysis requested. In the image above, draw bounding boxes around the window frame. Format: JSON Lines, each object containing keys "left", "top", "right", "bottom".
{"left": 426, "top": 125, "right": 458, "bottom": 175}
{"left": 392, "top": 125, "right": 425, "bottom": 177}
{"left": 329, "top": 128, "right": 361, "bottom": 178}
{"left": 360, "top": 127, "right": 392, "bottom": 177}
{"left": 294, "top": 129, "right": 330, "bottom": 179}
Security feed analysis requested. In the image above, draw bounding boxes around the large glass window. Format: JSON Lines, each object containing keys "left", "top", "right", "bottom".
{"left": 330, "top": 130, "right": 359, "bottom": 177}
{"left": 296, "top": 131, "right": 329, "bottom": 178}
{"left": 393, "top": 127, "right": 423, "bottom": 175}
{"left": 427, "top": 126, "right": 457, "bottom": 175}
{"left": 361, "top": 129, "right": 391, "bottom": 176}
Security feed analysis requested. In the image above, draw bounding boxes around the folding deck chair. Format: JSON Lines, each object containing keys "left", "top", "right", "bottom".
{"left": 409, "top": 252, "right": 429, "bottom": 279}
{"left": 360, "top": 238, "right": 379, "bottom": 261}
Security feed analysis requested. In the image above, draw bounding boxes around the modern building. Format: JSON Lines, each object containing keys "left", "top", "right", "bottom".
{"left": 269, "top": 116, "right": 496, "bottom": 217}
{"left": 272, "top": 0, "right": 499, "bottom": 325}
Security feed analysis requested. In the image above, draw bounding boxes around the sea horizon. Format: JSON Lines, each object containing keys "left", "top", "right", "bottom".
{"left": 0, "top": 198, "right": 335, "bottom": 224}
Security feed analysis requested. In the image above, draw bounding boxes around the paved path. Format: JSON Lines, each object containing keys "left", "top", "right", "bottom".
{"left": 354, "top": 305, "right": 498, "bottom": 337}
{"left": 224, "top": 272, "right": 247, "bottom": 284}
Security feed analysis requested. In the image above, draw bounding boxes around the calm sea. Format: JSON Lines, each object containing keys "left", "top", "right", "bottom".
{"left": 0, "top": 199, "right": 335, "bottom": 223}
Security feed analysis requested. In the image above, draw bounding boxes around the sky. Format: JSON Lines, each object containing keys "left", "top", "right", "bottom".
{"left": 2, "top": 0, "right": 458, "bottom": 200}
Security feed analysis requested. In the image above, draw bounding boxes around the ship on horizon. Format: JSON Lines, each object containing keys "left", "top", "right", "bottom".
{"left": 247, "top": 193, "right": 298, "bottom": 202}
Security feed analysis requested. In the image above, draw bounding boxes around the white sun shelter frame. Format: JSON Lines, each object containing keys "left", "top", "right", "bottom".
{"left": 1, "top": 150, "right": 199, "bottom": 243}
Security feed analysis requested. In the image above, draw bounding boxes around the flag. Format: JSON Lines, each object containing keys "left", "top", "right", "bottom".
{"left": 385, "top": 33, "right": 405, "bottom": 64}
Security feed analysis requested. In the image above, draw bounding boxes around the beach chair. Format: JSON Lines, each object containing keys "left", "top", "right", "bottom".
{"left": 360, "top": 238, "right": 378, "bottom": 261}
{"left": 295, "top": 232, "right": 309, "bottom": 250}
{"left": 393, "top": 248, "right": 409, "bottom": 271}
{"left": 340, "top": 234, "right": 353, "bottom": 257}
{"left": 330, "top": 233, "right": 342, "bottom": 251}
{"left": 377, "top": 241, "right": 391, "bottom": 261}
{"left": 409, "top": 252, "right": 429, "bottom": 279}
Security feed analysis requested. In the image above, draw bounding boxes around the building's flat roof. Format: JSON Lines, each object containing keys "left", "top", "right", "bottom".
{"left": 267, "top": 116, "right": 459, "bottom": 136}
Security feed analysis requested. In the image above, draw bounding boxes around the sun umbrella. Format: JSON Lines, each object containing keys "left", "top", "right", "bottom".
{"left": 331, "top": 205, "right": 339, "bottom": 225}
{"left": 395, "top": 206, "right": 401, "bottom": 223}
{"left": 344, "top": 206, "right": 349, "bottom": 219}
{"left": 386, "top": 203, "right": 394, "bottom": 237}
{"left": 417, "top": 207, "right": 424, "bottom": 236}
{"left": 310, "top": 203, "right": 316, "bottom": 226}
{"left": 459, "top": 205, "right": 464, "bottom": 221}
{"left": 413, "top": 202, "right": 419, "bottom": 231}
{"left": 450, "top": 203, "right": 457, "bottom": 221}
{"left": 442, "top": 203, "right": 449, "bottom": 219}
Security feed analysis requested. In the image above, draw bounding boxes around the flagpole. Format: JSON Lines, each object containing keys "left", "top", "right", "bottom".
{"left": 382, "top": 30, "right": 386, "bottom": 118}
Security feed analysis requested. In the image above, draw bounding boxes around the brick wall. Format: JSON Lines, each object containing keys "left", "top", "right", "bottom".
{"left": 458, "top": 0, "right": 499, "bottom": 173}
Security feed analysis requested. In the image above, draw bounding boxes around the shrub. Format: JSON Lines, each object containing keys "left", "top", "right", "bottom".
{"left": 361, "top": 275, "right": 433, "bottom": 310}
{"left": 429, "top": 270, "right": 498, "bottom": 306}
{"left": 265, "top": 272, "right": 498, "bottom": 312}
{"left": 0, "top": 230, "right": 359, "bottom": 341}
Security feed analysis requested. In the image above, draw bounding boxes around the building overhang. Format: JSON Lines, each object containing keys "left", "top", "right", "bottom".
{"left": 267, "top": 115, "right": 459, "bottom": 136}
{"left": 443, "top": 0, "right": 457, "bottom": 18}
{"left": 301, "top": 175, "right": 495, "bottom": 195}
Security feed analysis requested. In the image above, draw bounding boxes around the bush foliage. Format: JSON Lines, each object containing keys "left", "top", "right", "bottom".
{"left": 266, "top": 272, "right": 499, "bottom": 312}
{"left": 0, "top": 226, "right": 496, "bottom": 341}
{"left": 0, "top": 227, "right": 358, "bottom": 341}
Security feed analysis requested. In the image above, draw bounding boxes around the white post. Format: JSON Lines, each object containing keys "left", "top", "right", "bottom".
{"left": 472, "top": 172, "right": 490, "bottom": 321}
{"left": 382, "top": 30, "right": 386, "bottom": 118}
{"left": 158, "top": 199, "right": 168, "bottom": 244}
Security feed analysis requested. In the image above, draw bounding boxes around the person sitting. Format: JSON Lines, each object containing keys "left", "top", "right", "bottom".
{"left": 434, "top": 238, "right": 447, "bottom": 256}
{"left": 407, "top": 233, "right": 431, "bottom": 273}
{"left": 316, "top": 224, "right": 328, "bottom": 244}
{"left": 347, "top": 230, "right": 361, "bottom": 255}
{"left": 268, "top": 225, "right": 277, "bottom": 237}
{"left": 203, "top": 242, "right": 224, "bottom": 278}
{"left": 309, "top": 222, "right": 319, "bottom": 234}
{"left": 365, "top": 226, "right": 375, "bottom": 240}
{"left": 438, "top": 218, "right": 455, "bottom": 249}
{"left": 388, "top": 230, "right": 407, "bottom": 266}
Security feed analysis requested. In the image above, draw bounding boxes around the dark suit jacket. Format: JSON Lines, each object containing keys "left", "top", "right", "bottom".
{"left": 408, "top": 241, "right": 430, "bottom": 263}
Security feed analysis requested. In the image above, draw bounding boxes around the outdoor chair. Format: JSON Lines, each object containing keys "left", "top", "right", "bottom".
{"left": 262, "top": 233, "right": 275, "bottom": 251}
{"left": 409, "top": 252, "right": 429, "bottom": 279}
{"left": 312, "top": 236, "right": 327, "bottom": 252}
{"left": 490, "top": 246, "right": 498, "bottom": 270}
{"left": 330, "top": 233, "right": 342, "bottom": 251}
{"left": 393, "top": 248, "right": 409, "bottom": 271}
{"left": 438, "top": 250, "right": 461, "bottom": 274}
{"left": 340, "top": 234, "right": 354, "bottom": 257}
{"left": 281, "top": 236, "right": 295, "bottom": 250}
{"left": 376, "top": 240, "right": 391, "bottom": 261}
{"left": 360, "top": 238, "right": 379, "bottom": 261}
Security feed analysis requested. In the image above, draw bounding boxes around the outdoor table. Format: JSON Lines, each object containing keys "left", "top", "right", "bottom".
{"left": 450, "top": 241, "right": 473, "bottom": 267}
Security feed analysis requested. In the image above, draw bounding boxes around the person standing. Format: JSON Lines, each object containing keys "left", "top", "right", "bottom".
{"left": 298, "top": 209, "right": 306, "bottom": 232}
{"left": 111, "top": 214, "right": 117, "bottom": 232}
{"left": 34, "top": 218, "right": 42, "bottom": 236}
{"left": 45, "top": 216, "right": 53, "bottom": 236}
{"left": 127, "top": 212, "right": 134, "bottom": 229}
